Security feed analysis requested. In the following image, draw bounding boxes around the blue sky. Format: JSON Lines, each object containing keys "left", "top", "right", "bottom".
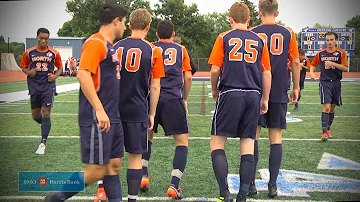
{"left": 0, "top": 0, "right": 359, "bottom": 43}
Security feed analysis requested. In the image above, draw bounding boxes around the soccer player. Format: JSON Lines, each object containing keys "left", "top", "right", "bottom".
{"left": 114, "top": 8, "right": 165, "bottom": 202}
{"left": 295, "top": 49, "right": 311, "bottom": 110}
{"left": 44, "top": 3, "right": 127, "bottom": 202}
{"left": 249, "top": 0, "right": 300, "bottom": 198}
{"left": 173, "top": 34, "right": 198, "bottom": 75}
{"left": 140, "top": 20, "right": 192, "bottom": 199}
{"left": 208, "top": 2, "right": 272, "bottom": 202}
{"left": 310, "top": 31, "right": 348, "bottom": 141}
{"left": 20, "top": 28, "right": 63, "bottom": 155}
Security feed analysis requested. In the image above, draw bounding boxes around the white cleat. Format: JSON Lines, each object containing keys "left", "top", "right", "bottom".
{"left": 35, "top": 143, "right": 46, "bottom": 155}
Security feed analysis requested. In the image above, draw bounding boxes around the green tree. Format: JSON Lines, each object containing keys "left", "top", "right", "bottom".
{"left": 346, "top": 15, "right": 360, "bottom": 57}
{"left": 245, "top": 0, "right": 261, "bottom": 27}
{"left": 57, "top": 20, "right": 75, "bottom": 37}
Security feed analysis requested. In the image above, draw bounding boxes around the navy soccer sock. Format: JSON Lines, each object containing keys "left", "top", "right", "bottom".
{"left": 321, "top": 112, "right": 330, "bottom": 134}
{"left": 142, "top": 141, "right": 152, "bottom": 177}
{"left": 238, "top": 154, "right": 254, "bottom": 199}
{"left": 127, "top": 169, "right": 142, "bottom": 202}
{"left": 50, "top": 172, "right": 86, "bottom": 201}
{"left": 171, "top": 146, "right": 188, "bottom": 189}
{"left": 252, "top": 140, "right": 259, "bottom": 183}
{"left": 328, "top": 112, "right": 335, "bottom": 130}
{"left": 41, "top": 117, "right": 51, "bottom": 144}
{"left": 103, "top": 175, "right": 122, "bottom": 202}
{"left": 211, "top": 149, "right": 229, "bottom": 196}
{"left": 269, "top": 144, "right": 282, "bottom": 185}
{"left": 34, "top": 114, "right": 42, "bottom": 124}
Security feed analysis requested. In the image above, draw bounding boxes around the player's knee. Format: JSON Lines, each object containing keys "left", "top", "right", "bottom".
{"left": 174, "top": 134, "right": 188, "bottom": 147}
{"left": 41, "top": 109, "right": 51, "bottom": 118}
{"left": 330, "top": 105, "right": 336, "bottom": 113}
{"left": 322, "top": 105, "right": 331, "bottom": 113}
{"left": 86, "top": 165, "right": 106, "bottom": 181}
{"left": 108, "top": 162, "right": 121, "bottom": 175}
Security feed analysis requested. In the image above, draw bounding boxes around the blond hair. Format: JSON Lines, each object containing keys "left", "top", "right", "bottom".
{"left": 259, "top": 0, "right": 278, "bottom": 16}
{"left": 229, "top": 2, "right": 250, "bottom": 24}
{"left": 129, "top": 8, "right": 152, "bottom": 30}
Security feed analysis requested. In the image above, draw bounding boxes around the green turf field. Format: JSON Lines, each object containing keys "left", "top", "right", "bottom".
{"left": 0, "top": 78, "right": 359, "bottom": 201}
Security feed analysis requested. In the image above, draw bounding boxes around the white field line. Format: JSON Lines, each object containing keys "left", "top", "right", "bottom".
{"left": 0, "top": 135, "right": 359, "bottom": 142}
{"left": 0, "top": 195, "right": 326, "bottom": 202}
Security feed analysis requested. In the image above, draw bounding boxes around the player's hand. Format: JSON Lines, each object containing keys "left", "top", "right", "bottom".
{"left": 212, "top": 89, "right": 219, "bottom": 100}
{"left": 47, "top": 73, "right": 57, "bottom": 82}
{"left": 183, "top": 99, "right": 188, "bottom": 114}
{"left": 310, "top": 72, "right": 317, "bottom": 81}
{"left": 260, "top": 98, "right": 268, "bottom": 115}
{"left": 325, "top": 61, "right": 335, "bottom": 68}
{"left": 28, "top": 68, "right": 36, "bottom": 77}
{"left": 289, "top": 89, "right": 299, "bottom": 104}
{"left": 96, "top": 109, "right": 110, "bottom": 132}
{"left": 148, "top": 115, "right": 155, "bottom": 130}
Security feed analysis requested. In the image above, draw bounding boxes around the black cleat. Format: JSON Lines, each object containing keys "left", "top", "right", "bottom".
{"left": 268, "top": 183, "right": 278, "bottom": 198}
{"left": 247, "top": 181, "right": 257, "bottom": 196}
{"left": 218, "top": 195, "right": 234, "bottom": 202}
{"left": 236, "top": 193, "right": 246, "bottom": 202}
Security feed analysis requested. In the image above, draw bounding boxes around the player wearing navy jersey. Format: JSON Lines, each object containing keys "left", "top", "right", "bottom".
{"left": 310, "top": 31, "right": 348, "bottom": 141}
{"left": 114, "top": 9, "right": 165, "bottom": 202}
{"left": 45, "top": 3, "right": 127, "bottom": 202}
{"left": 208, "top": 3, "right": 272, "bottom": 202}
{"left": 295, "top": 49, "right": 311, "bottom": 110}
{"left": 20, "top": 28, "right": 63, "bottom": 155}
{"left": 250, "top": 0, "right": 300, "bottom": 198}
{"left": 139, "top": 20, "right": 192, "bottom": 199}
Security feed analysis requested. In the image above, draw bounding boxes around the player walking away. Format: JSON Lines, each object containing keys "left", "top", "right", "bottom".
{"left": 295, "top": 49, "right": 311, "bottom": 110}
{"left": 249, "top": 0, "right": 300, "bottom": 198}
{"left": 44, "top": 3, "right": 127, "bottom": 202}
{"left": 20, "top": 28, "right": 63, "bottom": 155}
{"left": 310, "top": 31, "right": 348, "bottom": 141}
{"left": 173, "top": 34, "right": 198, "bottom": 75}
{"left": 140, "top": 20, "right": 192, "bottom": 199}
{"left": 208, "top": 2, "right": 272, "bottom": 202}
{"left": 114, "top": 8, "right": 165, "bottom": 202}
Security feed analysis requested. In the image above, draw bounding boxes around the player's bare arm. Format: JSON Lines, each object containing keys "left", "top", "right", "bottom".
{"left": 182, "top": 70, "right": 192, "bottom": 114}
{"left": 77, "top": 69, "right": 110, "bottom": 132}
{"left": 210, "top": 65, "right": 221, "bottom": 100}
{"left": 149, "top": 78, "right": 161, "bottom": 130}
{"left": 309, "top": 65, "right": 317, "bottom": 80}
{"left": 324, "top": 61, "right": 348, "bottom": 71}
{"left": 261, "top": 69, "right": 271, "bottom": 114}
{"left": 22, "top": 67, "right": 36, "bottom": 77}
{"left": 290, "top": 58, "right": 301, "bottom": 104}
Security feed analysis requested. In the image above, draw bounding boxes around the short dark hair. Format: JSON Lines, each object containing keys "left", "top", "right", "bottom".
{"left": 37, "top": 28, "right": 50, "bottom": 36}
{"left": 157, "top": 20, "right": 174, "bottom": 39}
{"left": 325, "top": 31, "right": 338, "bottom": 40}
{"left": 99, "top": 3, "right": 128, "bottom": 26}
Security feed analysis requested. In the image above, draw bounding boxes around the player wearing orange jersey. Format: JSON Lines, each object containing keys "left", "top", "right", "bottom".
{"left": 45, "top": 3, "right": 127, "bottom": 202}
{"left": 208, "top": 2, "right": 271, "bottom": 202}
{"left": 114, "top": 8, "right": 165, "bottom": 202}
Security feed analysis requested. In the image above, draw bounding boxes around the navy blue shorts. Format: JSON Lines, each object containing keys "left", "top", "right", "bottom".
{"left": 80, "top": 122, "right": 124, "bottom": 165}
{"left": 258, "top": 102, "right": 287, "bottom": 129}
{"left": 30, "top": 94, "right": 54, "bottom": 109}
{"left": 211, "top": 90, "right": 260, "bottom": 139}
{"left": 153, "top": 99, "right": 189, "bottom": 136}
{"left": 123, "top": 121, "right": 148, "bottom": 154}
{"left": 319, "top": 80, "right": 342, "bottom": 106}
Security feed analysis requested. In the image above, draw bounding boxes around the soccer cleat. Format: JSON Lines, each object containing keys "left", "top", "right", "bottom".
{"left": 167, "top": 185, "right": 183, "bottom": 200}
{"left": 247, "top": 181, "right": 257, "bottom": 196}
{"left": 320, "top": 133, "right": 328, "bottom": 141}
{"left": 218, "top": 195, "right": 234, "bottom": 202}
{"left": 267, "top": 183, "right": 278, "bottom": 198}
{"left": 94, "top": 187, "right": 107, "bottom": 202}
{"left": 236, "top": 193, "right": 246, "bottom": 202}
{"left": 327, "top": 130, "right": 333, "bottom": 139}
{"left": 35, "top": 143, "right": 46, "bottom": 155}
{"left": 140, "top": 176, "right": 150, "bottom": 192}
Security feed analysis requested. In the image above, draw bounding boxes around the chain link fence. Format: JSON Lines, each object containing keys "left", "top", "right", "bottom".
{"left": 193, "top": 58, "right": 360, "bottom": 72}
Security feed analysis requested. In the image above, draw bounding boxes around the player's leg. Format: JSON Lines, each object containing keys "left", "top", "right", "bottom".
{"left": 327, "top": 81, "right": 342, "bottom": 139}
{"left": 35, "top": 94, "right": 54, "bottom": 154}
{"left": 124, "top": 122, "right": 148, "bottom": 202}
{"left": 236, "top": 93, "right": 259, "bottom": 202}
{"left": 295, "top": 77, "right": 305, "bottom": 110}
{"left": 30, "top": 95, "right": 42, "bottom": 123}
{"left": 45, "top": 123, "right": 112, "bottom": 201}
{"left": 161, "top": 99, "right": 189, "bottom": 199}
{"left": 96, "top": 122, "right": 125, "bottom": 202}
{"left": 140, "top": 130, "right": 153, "bottom": 192}
{"left": 327, "top": 104, "right": 336, "bottom": 139}
{"left": 320, "top": 82, "right": 333, "bottom": 141}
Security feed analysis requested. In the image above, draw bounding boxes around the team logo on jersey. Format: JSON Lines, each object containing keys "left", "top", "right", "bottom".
{"left": 46, "top": 52, "right": 53, "bottom": 57}
{"left": 333, "top": 52, "right": 339, "bottom": 56}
